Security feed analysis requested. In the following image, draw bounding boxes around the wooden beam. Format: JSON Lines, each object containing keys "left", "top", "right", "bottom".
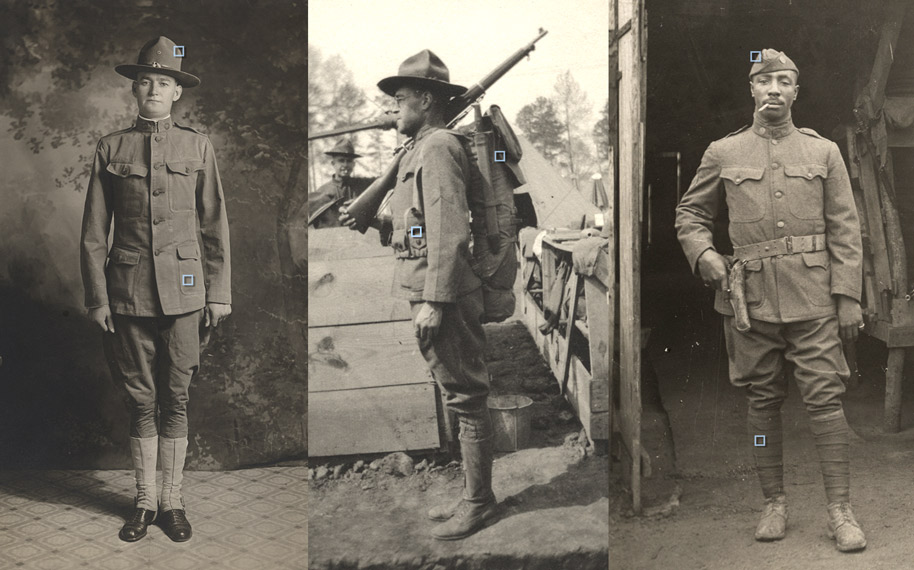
{"left": 884, "top": 348, "right": 905, "bottom": 433}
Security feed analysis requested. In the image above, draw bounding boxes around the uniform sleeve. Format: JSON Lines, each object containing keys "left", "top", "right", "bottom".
{"left": 417, "top": 135, "right": 471, "bottom": 303}
{"left": 675, "top": 141, "right": 723, "bottom": 273}
{"left": 823, "top": 141, "right": 862, "bottom": 301}
{"left": 196, "top": 137, "right": 232, "bottom": 305}
{"left": 80, "top": 140, "right": 113, "bottom": 309}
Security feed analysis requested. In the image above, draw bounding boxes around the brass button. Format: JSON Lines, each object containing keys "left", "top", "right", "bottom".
{"left": 806, "top": 173, "right": 813, "bottom": 179}
{"left": 185, "top": 166, "right": 191, "bottom": 173}
{"left": 153, "top": 219, "right": 162, "bottom": 225}
{"left": 776, "top": 221, "right": 785, "bottom": 228}
{"left": 154, "top": 250, "right": 160, "bottom": 256}
{"left": 165, "top": 124, "right": 171, "bottom": 130}
{"left": 764, "top": 246, "right": 770, "bottom": 251}
{"left": 154, "top": 163, "right": 162, "bottom": 170}
{"left": 758, "top": 127, "right": 766, "bottom": 134}
{"left": 771, "top": 163, "right": 779, "bottom": 169}
{"left": 735, "top": 177, "right": 741, "bottom": 183}
{"left": 153, "top": 190, "right": 163, "bottom": 196}
{"left": 121, "top": 166, "right": 128, "bottom": 174}
{"left": 775, "top": 191, "right": 783, "bottom": 198}
{"left": 776, "top": 254, "right": 784, "bottom": 259}
{"left": 155, "top": 136, "right": 163, "bottom": 142}
{"left": 771, "top": 139, "right": 778, "bottom": 145}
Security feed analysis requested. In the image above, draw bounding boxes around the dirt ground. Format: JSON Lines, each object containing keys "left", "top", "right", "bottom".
{"left": 308, "top": 322, "right": 609, "bottom": 570}
{"left": 611, "top": 284, "right": 914, "bottom": 570}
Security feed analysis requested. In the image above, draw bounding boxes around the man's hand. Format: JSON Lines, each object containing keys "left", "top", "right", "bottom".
{"left": 204, "top": 303, "right": 232, "bottom": 328}
{"left": 88, "top": 306, "right": 115, "bottom": 333}
{"left": 836, "top": 295, "right": 863, "bottom": 343}
{"left": 696, "top": 249, "right": 730, "bottom": 291}
{"left": 338, "top": 200, "right": 359, "bottom": 230}
{"left": 414, "top": 301, "right": 444, "bottom": 343}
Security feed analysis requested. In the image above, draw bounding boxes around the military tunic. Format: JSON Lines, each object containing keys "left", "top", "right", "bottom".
{"left": 80, "top": 115, "right": 231, "bottom": 438}
{"left": 388, "top": 124, "right": 488, "bottom": 416}
{"left": 676, "top": 116, "right": 862, "bottom": 413}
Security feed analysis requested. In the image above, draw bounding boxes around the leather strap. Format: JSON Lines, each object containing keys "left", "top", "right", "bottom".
{"left": 734, "top": 234, "right": 826, "bottom": 261}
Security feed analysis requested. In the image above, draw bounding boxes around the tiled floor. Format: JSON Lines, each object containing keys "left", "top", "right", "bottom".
{"left": 0, "top": 468, "right": 307, "bottom": 570}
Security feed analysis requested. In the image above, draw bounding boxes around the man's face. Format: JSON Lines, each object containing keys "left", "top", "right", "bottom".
{"left": 750, "top": 71, "right": 798, "bottom": 121}
{"left": 393, "top": 86, "right": 428, "bottom": 137}
{"left": 331, "top": 156, "right": 354, "bottom": 178}
{"left": 133, "top": 72, "right": 182, "bottom": 119}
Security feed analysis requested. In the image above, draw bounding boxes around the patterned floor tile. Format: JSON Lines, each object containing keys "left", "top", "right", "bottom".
{"left": 0, "top": 468, "right": 307, "bottom": 570}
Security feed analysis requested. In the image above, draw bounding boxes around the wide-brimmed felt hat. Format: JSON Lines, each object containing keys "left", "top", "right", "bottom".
{"left": 115, "top": 36, "right": 201, "bottom": 88}
{"left": 377, "top": 50, "right": 466, "bottom": 98}
{"left": 324, "top": 139, "right": 362, "bottom": 159}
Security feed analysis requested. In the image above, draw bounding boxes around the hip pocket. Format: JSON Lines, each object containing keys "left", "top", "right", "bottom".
{"left": 176, "top": 241, "right": 203, "bottom": 296}
{"left": 106, "top": 247, "right": 141, "bottom": 300}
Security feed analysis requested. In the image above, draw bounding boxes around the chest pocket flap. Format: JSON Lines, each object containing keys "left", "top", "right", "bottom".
{"left": 720, "top": 167, "right": 765, "bottom": 185}
{"left": 107, "top": 162, "right": 148, "bottom": 178}
{"left": 784, "top": 164, "right": 827, "bottom": 180}
{"left": 166, "top": 160, "right": 205, "bottom": 176}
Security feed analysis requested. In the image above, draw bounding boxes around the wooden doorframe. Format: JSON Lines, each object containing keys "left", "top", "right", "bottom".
{"left": 611, "top": 0, "right": 646, "bottom": 515}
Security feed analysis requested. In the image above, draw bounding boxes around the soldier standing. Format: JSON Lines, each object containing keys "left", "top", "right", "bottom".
{"left": 308, "top": 139, "right": 372, "bottom": 228}
{"left": 80, "top": 36, "right": 232, "bottom": 543}
{"left": 675, "top": 49, "right": 866, "bottom": 551}
{"left": 341, "top": 50, "right": 498, "bottom": 540}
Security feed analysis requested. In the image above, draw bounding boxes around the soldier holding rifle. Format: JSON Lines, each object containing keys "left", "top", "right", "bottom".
{"left": 339, "top": 30, "right": 546, "bottom": 540}
{"left": 676, "top": 49, "right": 866, "bottom": 551}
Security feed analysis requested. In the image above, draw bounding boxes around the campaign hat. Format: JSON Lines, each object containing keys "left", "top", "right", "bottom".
{"left": 115, "top": 36, "right": 201, "bottom": 88}
{"left": 324, "top": 139, "right": 362, "bottom": 159}
{"left": 378, "top": 50, "right": 466, "bottom": 97}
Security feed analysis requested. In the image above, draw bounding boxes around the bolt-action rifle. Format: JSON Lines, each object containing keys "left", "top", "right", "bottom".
{"left": 337, "top": 28, "right": 548, "bottom": 233}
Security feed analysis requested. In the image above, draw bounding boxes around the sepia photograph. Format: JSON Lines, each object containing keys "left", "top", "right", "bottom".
{"left": 307, "top": 0, "right": 611, "bottom": 568}
{"left": 610, "top": 0, "right": 914, "bottom": 568}
{"left": 0, "top": 1, "right": 306, "bottom": 569}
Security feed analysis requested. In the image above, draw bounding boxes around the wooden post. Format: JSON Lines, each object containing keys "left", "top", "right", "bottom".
{"left": 885, "top": 347, "right": 905, "bottom": 433}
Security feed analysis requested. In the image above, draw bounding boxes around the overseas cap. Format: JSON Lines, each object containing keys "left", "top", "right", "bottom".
{"left": 749, "top": 49, "right": 799, "bottom": 79}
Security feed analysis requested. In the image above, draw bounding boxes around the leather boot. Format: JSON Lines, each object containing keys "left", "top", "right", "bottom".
{"left": 826, "top": 502, "right": 866, "bottom": 552}
{"left": 119, "top": 436, "right": 157, "bottom": 542}
{"left": 431, "top": 436, "right": 498, "bottom": 540}
{"left": 159, "top": 436, "right": 192, "bottom": 542}
{"left": 754, "top": 494, "right": 788, "bottom": 541}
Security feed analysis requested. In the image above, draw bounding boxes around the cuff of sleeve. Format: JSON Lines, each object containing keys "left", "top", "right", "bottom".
{"left": 831, "top": 286, "right": 861, "bottom": 302}
{"left": 205, "top": 295, "right": 232, "bottom": 305}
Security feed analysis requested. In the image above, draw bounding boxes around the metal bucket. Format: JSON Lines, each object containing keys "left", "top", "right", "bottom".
{"left": 488, "top": 395, "right": 534, "bottom": 452}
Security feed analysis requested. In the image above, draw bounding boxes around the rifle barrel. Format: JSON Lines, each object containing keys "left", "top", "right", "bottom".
{"left": 308, "top": 116, "right": 399, "bottom": 141}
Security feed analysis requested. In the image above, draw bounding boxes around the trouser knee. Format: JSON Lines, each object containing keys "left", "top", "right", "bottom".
{"left": 457, "top": 408, "right": 493, "bottom": 442}
{"left": 129, "top": 403, "right": 158, "bottom": 438}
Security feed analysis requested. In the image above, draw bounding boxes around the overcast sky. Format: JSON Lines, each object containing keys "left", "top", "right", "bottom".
{"left": 308, "top": 0, "right": 609, "bottom": 125}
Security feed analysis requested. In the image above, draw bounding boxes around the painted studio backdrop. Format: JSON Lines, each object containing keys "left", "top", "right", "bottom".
{"left": 0, "top": 0, "right": 307, "bottom": 469}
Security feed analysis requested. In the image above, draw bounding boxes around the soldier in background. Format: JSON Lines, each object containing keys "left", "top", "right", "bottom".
{"left": 80, "top": 36, "right": 232, "bottom": 543}
{"left": 308, "top": 139, "right": 372, "bottom": 228}
{"left": 675, "top": 49, "right": 866, "bottom": 551}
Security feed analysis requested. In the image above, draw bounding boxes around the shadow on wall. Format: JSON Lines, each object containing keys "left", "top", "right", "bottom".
{"left": 0, "top": 1, "right": 307, "bottom": 470}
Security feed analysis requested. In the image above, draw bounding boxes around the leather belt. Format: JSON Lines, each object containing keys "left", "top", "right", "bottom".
{"left": 733, "top": 234, "right": 826, "bottom": 261}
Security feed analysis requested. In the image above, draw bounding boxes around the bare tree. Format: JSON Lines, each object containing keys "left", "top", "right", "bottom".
{"left": 552, "top": 70, "right": 591, "bottom": 189}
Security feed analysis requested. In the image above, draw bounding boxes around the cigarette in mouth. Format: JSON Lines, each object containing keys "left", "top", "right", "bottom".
{"left": 758, "top": 103, "right": 771, "bottom": 112}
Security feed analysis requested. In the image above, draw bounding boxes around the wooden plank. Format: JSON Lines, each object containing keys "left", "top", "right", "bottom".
{"left": 308, "top": 258, "right": 411, "bottom": 327}
{"left": 308, "top": 226, "right": 390, "bottom": 262}
{"left": 565, "top": 356, "right": 609, "bottom": 440}
{"left": 308, "top": 384, "right": 440, "bottom": 457}
{"left": 617, "top": 0, "right": 643, "bottom": 514}
{"left": 858, "top": 154, "right": 894, "bottom": 297}
{"left": 309, "top": 321, "right": 431, "bottom": 392}
{"left": 584, "top": 276, "right": 610, "bottom": 414}
{"left": 559, "top": 272, "right": 581, "bottom": 394}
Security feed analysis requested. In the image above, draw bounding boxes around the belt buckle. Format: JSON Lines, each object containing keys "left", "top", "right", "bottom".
{"left": 785, "top": 236, "right": 793, "bottom": 254}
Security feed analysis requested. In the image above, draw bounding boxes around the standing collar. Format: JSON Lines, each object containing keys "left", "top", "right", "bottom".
{"left": 135, "top": 115, "right": 174, "bottom": 133}
{"left": 751, "top": 111, "right": 795, "bottom": 139}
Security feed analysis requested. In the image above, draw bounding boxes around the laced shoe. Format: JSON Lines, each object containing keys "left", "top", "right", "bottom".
{"left": 826, "top": 502, "right": 866, "bottom": 552}
{"left": 754, "top": 494, "right": 788, "bottom": 541}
